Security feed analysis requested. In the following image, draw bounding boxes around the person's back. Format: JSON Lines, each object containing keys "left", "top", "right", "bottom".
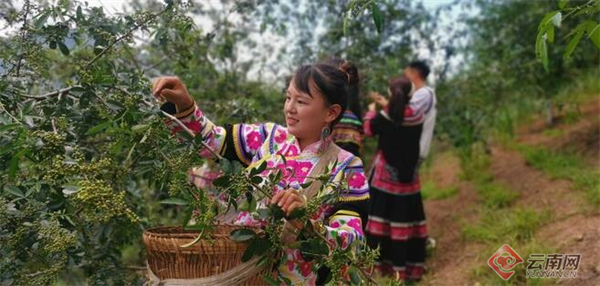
{"left": 367, "top": 108, "right": 422, "bottom": 182}
{"left": 410, "top": 86, "right": 436, "bottom": 161}
{"left": 364, "top": 76, "right": 429, "bottom": 281}
{"left": 404, "top": 61, "right": 437, "bottom": 163}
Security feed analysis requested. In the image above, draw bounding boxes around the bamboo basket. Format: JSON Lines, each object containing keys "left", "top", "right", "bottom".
{"left": 143, "top": 225, "right": 271, "bottom": 285}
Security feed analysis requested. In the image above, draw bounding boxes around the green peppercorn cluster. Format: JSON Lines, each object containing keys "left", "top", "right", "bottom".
{"left": 0, "top": 200, "right": 73, "bottom": 286}
{"left": 33, "top": 130, "right": 67, "bottom": 157}
{"left": 74, "top": 179, "right": 139, "bottom": 223}
{"left": 38, "top": 217, "right": 77, "bottom": 254}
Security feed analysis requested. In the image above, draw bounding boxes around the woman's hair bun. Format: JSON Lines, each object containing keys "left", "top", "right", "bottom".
{"left": 339, "top": 62, "right": 359, "bottom": 86}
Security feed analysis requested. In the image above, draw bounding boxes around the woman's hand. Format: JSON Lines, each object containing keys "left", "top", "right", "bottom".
{"left": 270, "top": 188, "right": 307, "bottom": 217}
{"left": 152, "top": 76, "right": 194, "bottom": 112}
{"left": 369, "top": 91, "right": 389, "bottom": 107}
{"left": 272, "top": 188, "right": 307, "bottom": 245}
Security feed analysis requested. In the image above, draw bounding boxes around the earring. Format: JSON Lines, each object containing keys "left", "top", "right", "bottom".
{"left": 319, "top": 126, "right": 332, "bottom": 153}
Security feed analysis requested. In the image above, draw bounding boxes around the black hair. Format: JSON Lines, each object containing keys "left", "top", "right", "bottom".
{"left": 292, "top": 63, "right": 352, "bottom": 127}
{"left": 323, "top": 58, "right": 362, "bottom": 120}
{"left": 408, "top": 60, "right": 430, "bottom": 79}
{"left": 388, "top": 76, "right": 412, "bottom": 126}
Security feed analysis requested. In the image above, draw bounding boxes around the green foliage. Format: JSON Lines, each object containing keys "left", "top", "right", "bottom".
{"left": 536, "top": 0, "right": 600, "bottom": 69}
{"left": 0, "top": 0, "right": 284, "bottom": 284}
{"left": 462, "top": 208, "right": 551, "bottom": 243}
{"left": 436, "top": 0, "right": 599, "bottom": 151}
{"left": 193, "top": 157, "right": 378, "bottom": 285}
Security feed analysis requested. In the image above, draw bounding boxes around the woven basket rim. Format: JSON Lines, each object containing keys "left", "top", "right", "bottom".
{"left": 143, "top": 225, "right": 263, "bottom": 239}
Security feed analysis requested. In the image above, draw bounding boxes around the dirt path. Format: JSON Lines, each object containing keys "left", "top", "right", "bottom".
{"left": 490, "top": 146, "right": 600, "bottom": 286}
{"left": 420, "top": 96, "right": 600, "bottom": 285}
{"left": 421, "top": 153, "right": 482, "bottom": 286}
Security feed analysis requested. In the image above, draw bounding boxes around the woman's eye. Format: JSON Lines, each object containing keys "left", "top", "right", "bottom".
{"left": 285, "top": 96, "right": 291, "bottom": 101}
{"left": 298, "top": 100, "right": 306, "bottom": 105}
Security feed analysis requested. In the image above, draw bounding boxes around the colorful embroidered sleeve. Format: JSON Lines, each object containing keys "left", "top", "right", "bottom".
{"left": 324, "top": 156, "right": 369, "bottom": 250}
{"left": 363, "top": 110, "right": 378, "bottom": 137}
{"left": 325, "top": 210, "right": 365, "bottom": 250}
{"left": 163, "top": 103, "right": 268, "bottom": 165}
{"left": 363, "top": 110, "right": 391, "bottom": 137}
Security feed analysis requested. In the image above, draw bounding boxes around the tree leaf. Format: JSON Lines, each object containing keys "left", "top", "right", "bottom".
{"left": 585, "top": 21, "right": 600, "bottom": 49}
{"left": 34, "top": 10, "right": 50, "bottom": 29}
{"left": 0, "top": 123, "right": 19, "bottom": 132}
{"left": 300, "top": 181, "right": 313, "bottom": 189}
{"left": 370, "top": 2, "right": 383, "bottom": 34}
{"left": 219, "top": 158, "right": 232, "bottom": 173}
{"left": 76, "top": 6, "right": 84, "bottom": 21}
{"left": 131, "top": 124, "right": 149, "bottom": 132}
{"left": 547, "top": 26, "right": 555, "bottom": 43}
{"left": 537, "top": 33, "right": 548, "bottom": 71}
{"left": 241, "top": 239, "right": 257, "bottom": 262}
{"left": 558, "top": 0, "right": 569, "bottom": 9}
{"left": 182, "top": 207, "right": 193, "bottom": 227}
{"left": 287, "top": 208, "right": 305, "bottom": 220}
{"left": 5, "top": 186, "right": 25, "bottom": 198}
{"left": 538, "top": 11, "right": 559, "bottom": 31}
{"left": 279, "top": 154, "right": 287, "bottom": 166}
{"left": 564, "top": 24, "right": 585, "bottom": 59}
{"left": 269, "top": 204, "right": 285, "bottom": 220}
{"left": 348, "top": 266, "right": 362, "bottom": 285}
{"left": 257, "top": 208, "right": 271, "bottom": 219}
{"left": 213, "top": 175, "right": 230, "bottom": 187}
{"left": 251, "top": 176, "right": 263, "bottom": 185}
{"left": 58, "top": 42, "right": 70, "bottom": 56}
{"left": 9, "top": 149, "right": 27, "bottom": 178}
{"left": 62, "top": 184, "right": 80, "bottom": 195}
{"left": 256, "top": 159, "right": 267, "bottom": 174}
{"left": 230, "top": 228, "right": 256, "bottom": 242}
{"left": 160, "top": 198, "right": 189, "bottom": 205}
{"left": 86, "top": 121, "right": 111, "bottom": 135}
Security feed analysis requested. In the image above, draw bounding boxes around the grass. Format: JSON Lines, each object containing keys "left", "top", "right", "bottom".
{"left": 461, "top": 207, "right": 552, "bottom": 243}
{"left": 463, "top": 207, "right": 556, "bottom": 286}
{"left": 541, "top": 128, "right": 565, "bottom": 138}
{"left": 519, "top": 145, "right": 600, "bottom": 210}
{"left": 478, "top": 183, "right": 520, "bottom": 209}
{"left": 421, "top": 180, "right": 459, "bottom": 200}
{"left": 458, "top": 144, "right": 520, "bottom": 208}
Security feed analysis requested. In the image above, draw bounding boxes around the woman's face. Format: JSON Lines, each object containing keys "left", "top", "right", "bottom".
{"left": 284, "top": 81, "right": 340, "bottom": 145}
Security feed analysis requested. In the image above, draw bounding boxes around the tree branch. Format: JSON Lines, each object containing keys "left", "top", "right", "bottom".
{"left": 15, "top": 0, "right": 31, "bottom": 77}
{"left": 23, "top": 85, "right": 82, "bottom": 100}
{"left": 115, "top": 86, "right": 223, "bottom": 160}
{"left": 83, "top": 8, "right": 170, "bottom": 71}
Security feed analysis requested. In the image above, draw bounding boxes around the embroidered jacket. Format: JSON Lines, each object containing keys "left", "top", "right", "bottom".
{"left": 166, "top": 105, "right": 370, "bottom": 285}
